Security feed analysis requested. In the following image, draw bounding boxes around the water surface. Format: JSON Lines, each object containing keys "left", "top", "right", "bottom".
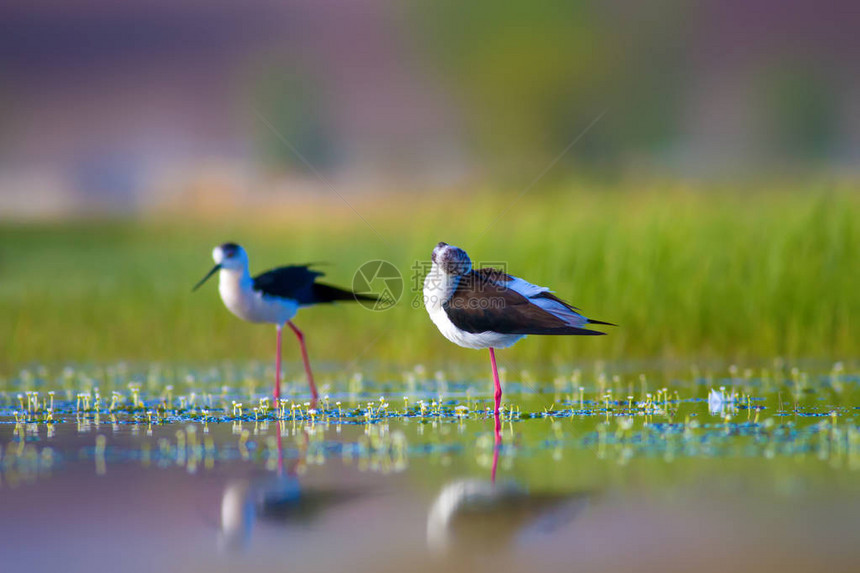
{"left": 2, "top": 363, "right": 858, "bottom": 573}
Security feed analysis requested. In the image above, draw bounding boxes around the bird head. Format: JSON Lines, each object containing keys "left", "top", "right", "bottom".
{"left": 212, "top": 242, "right": 248, "bottom": 271}
{"left": 431, "top": 242, "right": 472, "bottom": 277}
{"left": 193, "top": 242, "right": 248, "bottom": 291}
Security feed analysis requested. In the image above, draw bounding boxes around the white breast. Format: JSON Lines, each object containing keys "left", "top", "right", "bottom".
{"left": 423, "top": 265, "right": 523, "bottom": 350}
{"left": 218, "top": 270, "right": 298, "bottom": 325}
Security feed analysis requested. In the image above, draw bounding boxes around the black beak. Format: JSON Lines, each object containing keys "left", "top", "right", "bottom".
{"left": 192, "top": 264, "right": 221, "bottom": 292}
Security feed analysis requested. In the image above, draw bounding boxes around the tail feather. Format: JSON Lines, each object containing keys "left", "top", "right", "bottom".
{"left": 587, "top": 318, "right": 617, "bottom": 327}
{"left": 311, "top": 283, "right": 378, "bottom": 304}
{"left": 510, "top": 326, "right": 607, "bottom": 336}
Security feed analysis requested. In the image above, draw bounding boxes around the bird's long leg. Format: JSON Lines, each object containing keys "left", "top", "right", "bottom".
{"left": 276, "top": 423, "right": 285, "bottom": 476}
{"left": 491, "top": 434, "right": 501, "bottom": 484}
{"left": 489, "top": 347, "right": 502, "bottom": 439}
{"left": 288, "top": 429, "right": 310, "bottom": 477}
{"left": 274, "top": 324, "right": 283, "bottom": 402}
{"left": 288, "top": 321, "right": 319, "bottom": 402}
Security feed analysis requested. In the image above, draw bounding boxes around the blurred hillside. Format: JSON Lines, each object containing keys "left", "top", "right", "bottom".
{"left": 0, "top": 1, "right": 858, "bottom": 218}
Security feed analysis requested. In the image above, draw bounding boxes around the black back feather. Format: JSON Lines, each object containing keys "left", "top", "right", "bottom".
{"left": 443, "top": 271, "right": 606, "bottom": 336}
{"left": 253, "top": 265, "right": 377, "bottom": 305}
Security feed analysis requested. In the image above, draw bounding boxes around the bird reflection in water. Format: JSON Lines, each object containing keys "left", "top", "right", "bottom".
{"left": 219, "top": 429, "right": 365, "bottom": 551}
{"left": 427, "top": 411, "right": 589, "bottom": 557}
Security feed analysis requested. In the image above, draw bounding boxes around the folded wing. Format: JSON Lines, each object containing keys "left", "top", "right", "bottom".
{"left": 253, "top": 265, "right": 377, "bottom": 305}
{"left": 443, "top": 270, "right": 606, "bottom": 336}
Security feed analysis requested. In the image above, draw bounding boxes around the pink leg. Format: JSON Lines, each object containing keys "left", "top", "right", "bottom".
{"left": 489, "top": 347, "right": 502, "bottom": 440}
{"left": 288, "top": 430, "right": 310, "bottom": 478}
{"left": 274, "top": 325, "right": 283, "bottom": 401}
{"left": 288, "top": 321, "right": 318, "bottom": 401}
{"left": 276, "top": 425, "right": 285, "bottom": 476}
{"left": 491, "top": 435, "right": 500, "bottom": 484}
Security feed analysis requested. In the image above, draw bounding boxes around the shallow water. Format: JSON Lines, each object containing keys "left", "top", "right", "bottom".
{"left": 1, "top": 363, "right": 859, "bottom": 573}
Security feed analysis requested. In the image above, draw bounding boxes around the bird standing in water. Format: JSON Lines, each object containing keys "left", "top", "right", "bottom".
{"left": 423, "top": 242, "right": 614, "bottom": 436}
{"left": 194, "top": 242, "right": 375, "bottom": 401}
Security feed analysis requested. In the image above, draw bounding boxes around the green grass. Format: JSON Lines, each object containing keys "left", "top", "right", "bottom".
{"left": 1, "top": 180, "right": 858, "bottom": 374}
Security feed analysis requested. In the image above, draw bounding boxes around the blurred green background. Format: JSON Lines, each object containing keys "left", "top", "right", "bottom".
{"left": 2, "top": 182, "right": 857, "bottom": 375}
{"left": 0, "top": 1, "right": 858, "bottom": 374}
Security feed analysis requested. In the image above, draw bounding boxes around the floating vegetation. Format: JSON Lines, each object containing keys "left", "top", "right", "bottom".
{"left": 0, "top": 361, "right": 858, "bottom": 489}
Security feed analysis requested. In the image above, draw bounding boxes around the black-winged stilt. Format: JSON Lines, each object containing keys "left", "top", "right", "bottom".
{"left": 426, "top": 478, "right": 589, "bottom": 557}
{"left": 219, "top": 429, "right": 369, "bottom": 551}
{"left": 193, "top": 242, "right": 376, "bottom": 401}
{"left": 426, "top": 444, "right": 589, "bottom": 556}
{"left": 423, "top": 242, "right": 614, "bottom": 432}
